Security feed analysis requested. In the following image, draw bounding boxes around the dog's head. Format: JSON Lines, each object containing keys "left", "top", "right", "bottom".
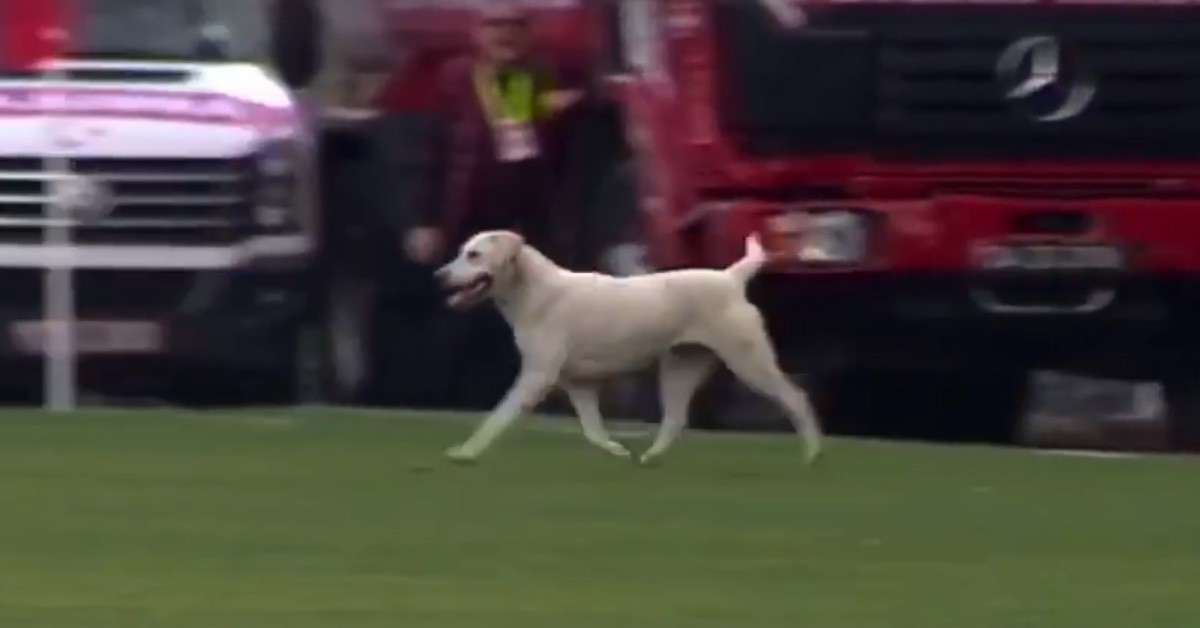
{"left": 434, "top": 230, "right": 526, "bottom": 310}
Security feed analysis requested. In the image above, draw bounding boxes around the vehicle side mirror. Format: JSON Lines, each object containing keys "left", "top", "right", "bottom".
{"left": 269, "top": 0, "right": 323, "bottom": 90}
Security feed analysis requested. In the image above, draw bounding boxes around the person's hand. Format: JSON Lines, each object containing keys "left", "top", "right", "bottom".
{"left": 404, "top": 226, "right": 443, "bottom": 264}
{"left": 542, "top": 89, "right": 584, "bottom": 116}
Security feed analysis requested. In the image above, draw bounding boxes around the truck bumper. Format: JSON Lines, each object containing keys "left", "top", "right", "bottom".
{"left": 0, "top": 239, "right": 311, "bottom": 372}
{"left": 689, "top": 195, "right": 1200, "bottom": 375}
{"left": 703, "top": 194, "right": 1200, "bottom": 273}
{"left": 750, "top": 272, "right": 1200, "bottom": 377}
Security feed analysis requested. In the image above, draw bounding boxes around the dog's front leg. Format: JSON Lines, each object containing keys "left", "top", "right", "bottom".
{"left": 446, "top": 369, "right": 558, "bottom": 463}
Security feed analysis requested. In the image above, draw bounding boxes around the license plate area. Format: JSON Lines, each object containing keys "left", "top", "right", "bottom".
{"left": 9, "top": 321, "right": 164, "bottom": 355}
{"left": 973, "top": 243, "right": 1126, "bottom": 273}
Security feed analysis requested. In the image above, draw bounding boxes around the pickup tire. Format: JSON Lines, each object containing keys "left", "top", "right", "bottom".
{"left": 1161, "top": 371, "right": 1200, "bottom": 452}
{"left": 171, "top": 321, "right": 309, "bottom": 407}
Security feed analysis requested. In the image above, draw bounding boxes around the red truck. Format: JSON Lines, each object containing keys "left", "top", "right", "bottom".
{"left": 289, "top": 0, "right": 1200, "bottom": 448}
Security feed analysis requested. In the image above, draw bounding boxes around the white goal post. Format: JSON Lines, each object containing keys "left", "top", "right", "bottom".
{"left": 40, "top": 29, "right": 77, "bottom": 412}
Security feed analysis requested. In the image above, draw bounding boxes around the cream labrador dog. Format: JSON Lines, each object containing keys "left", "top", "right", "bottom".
{"left": 434, "top": 230, "right": 823, "bottom": 465}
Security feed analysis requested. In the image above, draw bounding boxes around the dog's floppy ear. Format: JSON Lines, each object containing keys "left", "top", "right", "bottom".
{"left": 493, "top": 230, "right": 525, "bottom": 263}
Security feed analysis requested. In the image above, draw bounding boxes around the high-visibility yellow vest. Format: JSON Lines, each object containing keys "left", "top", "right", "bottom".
{"left": 474, "top": 64, "right": 544, "bottom": 124}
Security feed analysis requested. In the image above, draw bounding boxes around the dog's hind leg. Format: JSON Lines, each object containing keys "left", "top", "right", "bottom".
{"left": 706, "top": 309, "right": 824, "bottom": 463}
{"left": 563, "top": 382, "right": 631, "bottom": 459}
{"left": 640, "top": 349, "right": 717, "bottom": 465}
{"left": 446, "top": 368, "right": 559, "bottom": 463}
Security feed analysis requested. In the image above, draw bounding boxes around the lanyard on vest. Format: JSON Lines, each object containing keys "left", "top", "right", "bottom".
{"left": 474, "top": 64, "right": 537, "bottom": 125}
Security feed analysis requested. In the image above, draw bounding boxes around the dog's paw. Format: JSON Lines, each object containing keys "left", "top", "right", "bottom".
{"left": 444, "top": 446, "right": 479, "bottom": 465}
{"left": 637, "top": 452, "right": 664, "bottom": 467}
{"left": 803, "top": 443, "right": 823, "bottom": 466}
{"left": 602, "top": 441, "right": 633, "bottom": 459}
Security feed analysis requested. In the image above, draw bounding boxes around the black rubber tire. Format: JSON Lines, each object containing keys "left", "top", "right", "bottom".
{"left": 937, "top": 370, "right": 1030, "bottom": 445}
{"left": 1161, "top": 372, "right": 1200, "bottom": 452}
{"left": 170, "top": 327, "right": 307, "bottom": 408}
{"left": 809, "top": 368, "right": 1028, "bottom": 444}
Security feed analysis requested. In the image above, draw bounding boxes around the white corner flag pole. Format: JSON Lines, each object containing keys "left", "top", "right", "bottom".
{"left": 41, "top": 33, "right": 76, "bottom": 412}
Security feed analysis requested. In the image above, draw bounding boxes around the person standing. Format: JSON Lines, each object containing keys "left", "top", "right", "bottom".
{"left": 397, "top": 3, "right": 585, "bottom": 410}
{"left": 403, "top": 2, "right": 582, "bottom": 264}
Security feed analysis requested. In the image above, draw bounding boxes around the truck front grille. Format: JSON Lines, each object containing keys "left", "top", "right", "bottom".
{"left": 714, "top": 2, "right": 1200, "bottom": 160}
{"left": 0, "top": 157, "right": 251, "bottom": 245}
{"left": 865, "top": 5, "right": 1200, "bottom": 159}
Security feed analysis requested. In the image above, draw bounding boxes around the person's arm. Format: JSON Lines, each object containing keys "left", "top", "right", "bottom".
{"left": 540, "top": 88, "right": 584, "bottom": 116}
{"left": 402, "top": 57, "right": 470, "bottom": 263}
{"left": 419, "top": 63, "right": 453, "bottom": 229}
{"left": 534, "top": 59, "right": 588, "bottom": 119}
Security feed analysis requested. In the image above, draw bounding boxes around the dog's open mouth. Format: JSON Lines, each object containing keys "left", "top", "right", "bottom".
{"left": 446, "top": 274, "right": 493, "bottom": 309}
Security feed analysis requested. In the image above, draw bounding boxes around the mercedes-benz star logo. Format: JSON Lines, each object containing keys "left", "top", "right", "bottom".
{"left": 996, "top": 35, "right": 1096, "bottom": 123}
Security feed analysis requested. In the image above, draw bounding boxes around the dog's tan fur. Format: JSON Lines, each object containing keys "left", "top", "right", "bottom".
{"left": 434, "top": 230, "right": 823, "bottom": 464}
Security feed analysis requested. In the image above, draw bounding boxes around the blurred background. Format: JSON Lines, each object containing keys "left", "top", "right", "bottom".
{"left": 0, "top": 0, "right": 1186, "bottom": 452}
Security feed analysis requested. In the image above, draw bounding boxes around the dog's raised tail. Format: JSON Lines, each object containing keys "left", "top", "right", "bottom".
{"left": 727, "top": 232, "right": 768, "bottom": 286}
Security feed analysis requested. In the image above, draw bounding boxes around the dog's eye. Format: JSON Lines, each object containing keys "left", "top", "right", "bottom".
{"left": 466, "top": 250, "right": 480, "bottom": 261}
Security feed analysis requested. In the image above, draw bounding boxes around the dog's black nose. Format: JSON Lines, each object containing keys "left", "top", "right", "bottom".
{"left": 433, "top": 265, "right": 450, "bottom": 285}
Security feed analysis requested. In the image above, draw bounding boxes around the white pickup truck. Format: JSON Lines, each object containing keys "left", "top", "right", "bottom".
{"left": 0, "top": 0, "right": 339, "bottom": 402}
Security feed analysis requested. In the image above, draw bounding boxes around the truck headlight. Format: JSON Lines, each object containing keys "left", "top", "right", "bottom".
{"left": 254, "top": 140, "right": 299, "bottom": 230}
{"left": 797, "top": 210, "right": 870, "bottom": 264}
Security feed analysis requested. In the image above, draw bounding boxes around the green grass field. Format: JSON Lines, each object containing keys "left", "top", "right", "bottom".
{"left": 0, "top": 409, "right": 1196, "bottom": 628}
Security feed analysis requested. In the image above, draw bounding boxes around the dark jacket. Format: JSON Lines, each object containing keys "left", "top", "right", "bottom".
{"left": 421, "top": 54, "right": 581, "bottom": 249}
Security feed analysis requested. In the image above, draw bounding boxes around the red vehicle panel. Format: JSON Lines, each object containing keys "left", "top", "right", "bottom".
{"left": 618, "top": 0, "right": 1200, "bottom": 271}
{"left": 0, "top": 0, "right": 68, "bottom": 71}
{"left": 356, "top": 0, "right": 1200, "bottom": 444}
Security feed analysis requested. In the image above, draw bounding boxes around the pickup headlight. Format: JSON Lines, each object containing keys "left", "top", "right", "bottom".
{"left": 253, "top": 139, "right": 300, "bottom": 230}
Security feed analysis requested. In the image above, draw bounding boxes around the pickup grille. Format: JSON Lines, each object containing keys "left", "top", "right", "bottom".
{"left": 0, "top": 157, "right": 251, "bottom": 245}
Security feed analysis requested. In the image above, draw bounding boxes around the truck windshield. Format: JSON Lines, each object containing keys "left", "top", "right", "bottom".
{"left": 73, "top": 0, "right": 261, "bottom": 62}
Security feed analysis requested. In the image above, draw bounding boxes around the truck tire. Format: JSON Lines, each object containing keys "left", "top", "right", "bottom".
{"left": 172, "top": 322, "right": 308, "bottom": 407}
{"left": 1161, "top": 372, "right": 1200, "bottom": 452}
{"left": 260, "top": 323, "right": 312, "bottom": 405}
{"left": 807, "top": 370, "right": 908, "bottom": 438}
{"left": 809, "top": 368, "right": 1028, "bottom": 444}
{"left": 940, "top": 370, "right": 1029, "bottom": 444}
